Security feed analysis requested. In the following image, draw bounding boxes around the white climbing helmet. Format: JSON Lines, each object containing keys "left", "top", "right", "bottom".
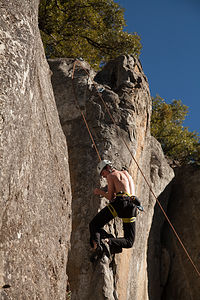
{"left": 97, "top": 160, "right": 112, "bottom": 175}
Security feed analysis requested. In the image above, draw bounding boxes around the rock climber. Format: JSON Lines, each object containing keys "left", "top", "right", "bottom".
{"left": 89, "top": 160, "right": 142, "bottom": 262}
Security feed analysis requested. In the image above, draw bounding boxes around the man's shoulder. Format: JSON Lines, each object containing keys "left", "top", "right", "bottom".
{"left": 107, "top": 172, "right": 115, "bottom": 179}
{"left": 107, "top": 171, "right": 118, "bottom": 180}
{"left": 113, "top": 169, "right": 128, "bottom": 176}
{"left": 121, "top": 169, "right": 128, "bottom": 174}
{"left": 108, "top": 170, "right": 123, "bottom": 179}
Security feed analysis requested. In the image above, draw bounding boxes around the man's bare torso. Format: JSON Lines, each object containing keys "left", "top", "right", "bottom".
{"left": 107, "top": 169, "right": 135, "bottom": 197}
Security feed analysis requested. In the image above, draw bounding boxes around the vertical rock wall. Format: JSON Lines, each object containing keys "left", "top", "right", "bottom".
{"left": 0, "top": 1, "right": 71, "bottom": 299}
{"left": 161, "top": 165, "right": 200, "bottom": 300}
{"left": 49, "top": 55, "right": 174, "bottom": 300}
{"left": 125, "top": 136, "right": 174, "bottom": 300}
{"left": 146, "top": 164, "right": 200, "bottom": 300}
{"left": 3, "top": 0, "right": 197, "bottom": 299}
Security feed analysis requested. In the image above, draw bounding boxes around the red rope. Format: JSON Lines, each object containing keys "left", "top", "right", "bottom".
{"left": 71, "top": 61, "right": 101, "bottom": 162}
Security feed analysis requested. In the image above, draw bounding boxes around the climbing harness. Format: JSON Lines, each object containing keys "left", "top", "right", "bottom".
{"left": 116, "top": 192, "right": 144, "bottom": 213}
{"left": 122, "top": 217, "right": 136, "bottom": 223}
{"left": 137, "top": 205, "right": 144, "bottom": 212}
{"left": 107, "top": 202, "right": 136, "bottom": 223}
{"left": 107, "top": 203, "right": 118, "bottom": 218}
{"left": 71, "top": 58, "right": 200, "bottom": 278}
{"left": 116, "top": 192, "right": 131, "bottom": 197}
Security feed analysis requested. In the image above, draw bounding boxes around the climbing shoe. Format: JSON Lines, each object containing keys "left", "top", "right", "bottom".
{"left": 89, "top": 245, "right": 103, "bottom": 263}
{"left": 101, "top": 239, "right": 111, "bottom": 259}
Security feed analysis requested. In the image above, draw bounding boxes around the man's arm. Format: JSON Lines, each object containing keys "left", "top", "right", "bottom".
{"left": 94, "top": 174, "right": 115, "bottom": 201}
{"left": 94, "top": 189, "right": 108, "bottom": 199}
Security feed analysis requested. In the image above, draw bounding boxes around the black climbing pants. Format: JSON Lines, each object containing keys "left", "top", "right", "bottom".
{"left": 89, "top": 195, "right": 138, "bottom": 253}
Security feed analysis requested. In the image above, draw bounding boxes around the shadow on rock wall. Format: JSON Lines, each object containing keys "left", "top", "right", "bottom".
{"left": 147, "top": 182, "right": 173, "bottom": 300}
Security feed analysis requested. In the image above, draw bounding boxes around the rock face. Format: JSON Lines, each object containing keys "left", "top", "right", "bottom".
{"left": 49, "top": 55, "right": 174, "bottom": 300}
{"left": 0, "top": 1, "right": 71, "bottom": 299}
{"left": 161, "top": 165, "right": 200, "bottom": 300}
{"left": 147, "top": 164, "right": 200, "bottom": 300}
{"left": 147, "top": 163, "right": 174, "bottom": 300}
{"left": 1, "top": 1, "right": 199, "bottom": 299}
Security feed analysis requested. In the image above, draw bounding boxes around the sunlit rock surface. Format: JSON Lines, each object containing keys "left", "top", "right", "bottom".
{"left": 0, "top": 1, "right": 72, "bottom": 299}
{"left": 2, "top": 1, "right": 197, "bottom": 297}
{"left": 49, "top": 55, "right": 174, "bottom": 300}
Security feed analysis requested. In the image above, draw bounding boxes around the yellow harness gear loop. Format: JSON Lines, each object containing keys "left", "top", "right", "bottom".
{"left": 116, "top": 192, "right": 132, "bottom": 197}
{"left": 122, "top": 217, "right": 136, "bottom": 223}
{"left": 107, "top": 204, "right": 118, "bottom": 217}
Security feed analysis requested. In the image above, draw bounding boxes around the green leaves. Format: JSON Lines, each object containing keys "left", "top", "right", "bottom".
{"left": 151, "top": 95, "right": 200, "bottom": 164}
{"left": 39, "top": 0, "right": 141, "bottom": 68}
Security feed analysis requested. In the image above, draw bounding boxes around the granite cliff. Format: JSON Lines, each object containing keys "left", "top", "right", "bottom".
{"left": 1, "top": 1, "right": 200, "bottom": 299}
{"left": 0, "top": 1, "right": 71, "bottom": 299}
{"left": 48, "top": 56, "right": 174, "bottom": 300}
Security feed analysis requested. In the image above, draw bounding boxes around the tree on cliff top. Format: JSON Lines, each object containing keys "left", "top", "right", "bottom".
{"left": 39, "top": 0, "right": 141, "bottom": 68}
{"left": 151, "top": 95, "right": 200, "bottom": 164}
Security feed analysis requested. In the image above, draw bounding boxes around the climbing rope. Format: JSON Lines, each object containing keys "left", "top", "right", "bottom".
{"left": 71, "top": 59, "right": 200, "bottom": 278}
{"left": 72, "top": 60, "right": 101, "bottom": 162}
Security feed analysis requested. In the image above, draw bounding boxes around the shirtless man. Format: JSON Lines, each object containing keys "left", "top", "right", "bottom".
{"left": 89, "top": 160, "right": 140, "bottom": 261}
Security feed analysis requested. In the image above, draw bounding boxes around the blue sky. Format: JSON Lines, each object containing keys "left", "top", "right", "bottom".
{"left": 116, "top": 0, "right": 200, "bottom": 133}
